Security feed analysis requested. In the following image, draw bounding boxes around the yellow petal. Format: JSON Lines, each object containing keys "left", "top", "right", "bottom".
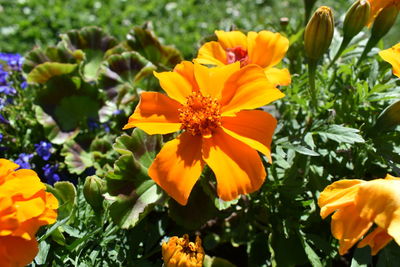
{"left": 193, "top": 62, "right": 240, "bottom": 99}
{"left": 0, "top": 170, "right": 44, "bottom": 199}
{"left": 358, "top": 227, "right": 393, "bottom": 255}
{"left": 154, "top": 62, "right": 194, "bottom": 103}
{"left": 173, "top": 61, "right": 200, "bottom": 92}
{"left": 195, "top": 41, "right": 227, "bottom": 66}
{"left": 318, "top": 179, "right": 364, "bottom": 219}
{"left": 123, "top": 92, "right": 182, "bottom": 135}
{"left": 221, "top": 110, "right": 277, "bottom": 163}
{"left": 247, "top": 31, "right": 289, "bottom": 68}
{"left": 220, "top": 64, "right": 285, "bottom": 115}
{"left": 148, "top": 132, "right": 204, "bottom": 206}
{"left": 331, "top": 205, "right": 373, "bottom": 255}
{"left": 215, "top": 30, "right": 247, "bottom": 50}
{"left": 264, "top": 67, "right": 291, "bottom": 86}
{"left": 379, "top": 43, "right": 400, "bottom": 78}
{"left": 0, "top": 159, "right": 19, "bottom": 183}
{"left": 202, "top": 128, "right": 266, "bottom": 201}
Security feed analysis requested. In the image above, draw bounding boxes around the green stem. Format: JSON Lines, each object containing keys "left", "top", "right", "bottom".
{"left": 308, "top": 60, "right": 318, "bottom": 111}
{"left": 357, "top": 36, "right": 378, "bottom": 66}
{"left": 328, "top": 36, "right": 351, "bottom": 68}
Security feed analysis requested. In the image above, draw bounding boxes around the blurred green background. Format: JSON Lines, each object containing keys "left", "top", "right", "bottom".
{"left": 0, "top": 0, "right": 398, "bottom": 58}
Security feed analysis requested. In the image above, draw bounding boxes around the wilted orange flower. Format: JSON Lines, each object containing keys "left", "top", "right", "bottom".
{"left": 379, "top": 42, "right": 400, "bottom": 78}
{"left": 124, "top": 61, "right": 284, "bottom": 205}
{"left": 0, "top": 159, "right": 58, "bottom": 267}
{"left": 195, "top": 30, "right": 291, "bottom": 87}
{"left": 318, "top": 174, "right": 400, "bottom": 255}
{"left": 162, "top": 234, "right": 204, "bottom": 267}
{"left": 366, "top": 0, "right": 400, "bottom": 25}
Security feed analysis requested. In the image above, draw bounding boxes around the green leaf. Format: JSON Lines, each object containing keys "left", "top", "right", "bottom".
{"left": 27, "top": 62, "right": 78, "bottom": 84}
{"left": 315, "top": 124, "right": 365, "bottom": 144}
{"left": 350, "top": 247, "right": 372, "bottom": 267}
{"left": 373, "top": 100, "right": 400, "bottom": 132}
{"left": 203, "top": 255, "right": 237, "bottom": 267}
{"left": 298, "top": 231, "right": 323, "bottom": 267}
{"left": 35, "top": 105, "right": 79, "bottom": 144}
{"left": 61, "top": 141, "right": 94, "bottom": 175}
{"left": 281, "top": 143, "right": 320, "bottom": 156}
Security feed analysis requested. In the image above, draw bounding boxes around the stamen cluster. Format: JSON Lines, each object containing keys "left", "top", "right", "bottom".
{"left": 179, "top": 91, "right": 221, "bottom": 137}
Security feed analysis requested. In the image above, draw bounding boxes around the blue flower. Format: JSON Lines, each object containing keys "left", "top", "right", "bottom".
{"left": 0, "top": 133, "right": 3, "bottom": 142}
{"left": 0, "top": 53, "right": 24, "bottom": 71}
{"left": 42, "top": 164, "right": 60, "bottom": 185}
{"left": 35, "top": 141, "right": 52, "bottom": 161}
{"left": 0, "top": 113, "right": 9, "bottom": 124}
{"left": 14, "top": 153, "right": 34, "bottom": 169}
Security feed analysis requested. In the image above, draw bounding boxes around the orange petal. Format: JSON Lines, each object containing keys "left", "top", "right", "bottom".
{"left": 148, "top": 132, "right": 204, "bottom": 205}
{"left": 193, "top": 62, "right": 240, "bottom": 99}
{"left": 202, "top": 128, "right": 266, "bottom": 201}
{"left": 379, "top": 43, "right": 400, "bottom": 78}
{"left": 0, "top": 159, "right": 19, "bottom": 183}
{"left": 215, "top": 30, "right": 247, "bottom": 50}
{"left": 331, "top": 205, "right": 373, "bottom": 255}
{"left": 355, "top": 178, "right": 400, "bottom": 245}
{"left": 195, "top": 41, "right": 227, "bottom": 66}
{"left": 154, "top": 62, "right": 194, "bottom": 103}
{"left": 123, "top": 92, "right": 182, "bottom": 135}
{"left": 318, "top": 179, "right": 364, "bottom": 219}
{"left": 358, "top": 227, "right": 393, "bottom": 255}
{"left": 221, "top": 110, "right": 277, "bottom": 163}
{"left": 15, "top": 197, "right": 45, "bottom": 222}
{"left": 220, "top": 65, "right": 285, "bottom": 115}
{"left": 0, "top": 236, "right": 38, "bottom": 267}
{"left": 0, "top": 170, "right": 44, "bottom": 199}
{"left": 247, "top": 31, "right": 289, "bottom": 68}
{"left": 264, "top": 67, "right": 291, "bottom": 86}
{"left": 173, "top": 61, "right": 200, "bottom": 92}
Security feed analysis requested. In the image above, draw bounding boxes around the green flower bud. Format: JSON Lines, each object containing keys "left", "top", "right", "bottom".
{"left": 370, "top": 4, "right": 399, "bottom": 42}
{"left": 304, "top": 6, "right": 334, "bottom": 61}
{"left": 343, "top": 0, "right": 370, "bottom": 40}
{"left": 374, "top": 100, "right": 400, "bottom": 132}
{"left": 83, "top": 175, "right": 106, "bottom": 213}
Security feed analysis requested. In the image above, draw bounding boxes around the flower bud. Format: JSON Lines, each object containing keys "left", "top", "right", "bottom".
{"left": 343, "top": 0, "right": 370, "bottom": 40}
{"left": 162, "top": 234, "right": 205, "bottom": 267}
{"left": 83, "top": 175, "right": 106, "bottom": 212}
{"left": 304, "top": 6, "right": 334, "bottom": 60}
{"left": 374, "top": 100, "right": 400, "bottom": 132}
{"left": 370, "top": 4, "right": 399, "bottom": 42}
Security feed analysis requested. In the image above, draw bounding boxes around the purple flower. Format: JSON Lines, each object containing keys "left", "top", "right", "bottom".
{"left": 35, "top": 141, "right": 52, "bottom": 161}
{"left": 0, "top": 53, "right": 24, "bottom": 71}
{"left": 0, "top": 133, "right": 3, "bottom": 142}
{"left": 14, "top": 153, "right": 34, "bottom": 169}
{"left": 0, "top": 85, "right": 16, "bottom": 96}
{"left": 42, "top": 164, "right": 60, "bottom": 185}
{"left": 0, "top": 113, "right": 9, "bottom": 124}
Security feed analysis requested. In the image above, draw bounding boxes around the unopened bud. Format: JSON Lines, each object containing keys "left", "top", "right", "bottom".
{"left": 370, "top": 4, "right": 399, "bottom": 42}
{"left": 83, "top": 175, "right": 106, "bottom": 212}
{"left": 343, "top": 0, "right": 370, "bottom": 40}
{"left": 304, "top": 6, "right": 334, "bottom": 60}
{"left": 374, "top": 100, "right": 400, "bottom": 132}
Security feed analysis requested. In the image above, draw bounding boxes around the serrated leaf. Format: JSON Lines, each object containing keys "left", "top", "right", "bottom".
{"left": 61, "top": 141, "right": 94, "bottom": 175}
{"left": 282, "top": 144, "right": 320, "bottom": 156}
{"left": 27, "top": 62, "right": 77, "bottom": 84}
{"left": 299, "top": 231, "right": 323, "bottom": 267}
{"left": 315, "top": 124, "right": 365, "bottom": 144}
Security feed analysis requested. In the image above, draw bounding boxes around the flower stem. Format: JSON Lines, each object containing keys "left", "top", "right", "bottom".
{"left": 308, "top": 59, "right": 318, "bottom": 111}
{"left": 329, "top": 36, "right": 351, "bottom": 68}
{"left": 357, "top": 36, "right": 377, "bottom": 66}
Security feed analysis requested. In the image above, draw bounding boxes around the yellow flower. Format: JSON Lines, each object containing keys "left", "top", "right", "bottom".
{"left": 0, "top": 159, "right": 58, "bottom": 267}
{"left": 379, "top": 42, "right": 400, "bottom": 78}
{"left": 366, "top": 0, "right": 400, "bottom": 25}
{"left": 162, "top": 234, "right": 204, "bottom": 267}
{"left": 124, "top": 61, "right": 284, "bottom": 205}
{"left": 318, "top": 174, "right": 400, "bottom": 255}
{"left": 194, "top": 30, "right": 291, "bottom": 87}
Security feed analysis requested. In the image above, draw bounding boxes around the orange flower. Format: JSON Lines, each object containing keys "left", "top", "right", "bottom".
{"left": 124, "top": 61, "right": 284, "bottom": 205}
{"left": 162, "top": 234, "right": 204, "bottom": 267}
{"left": 0, "top": 159, "right": 58, "bottom": 267}
{"left": 195, "top": 30, "right": 291, "bottom": 87}
{"left": 366, "top": 0, "right": 400, "bottom": 25}
{"left": 379, "top": 42, "right": 400, "bottom": 78}
{"left": 318, "top": 174, "right": 400, "bottom": 255}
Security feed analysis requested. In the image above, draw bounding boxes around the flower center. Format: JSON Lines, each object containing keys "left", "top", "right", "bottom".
{"left": 226, "top": 46, "right": 249, "bottom": 66}
{"left": 179, "top": 91, "right": 221, "bottom": 137}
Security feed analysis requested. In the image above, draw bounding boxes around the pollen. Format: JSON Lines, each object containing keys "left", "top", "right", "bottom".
{"left": 179, "top": 91, "right": 221, "bottom": 137}
{"left": 226, "top": 46, "right": 249, "bottom": 67}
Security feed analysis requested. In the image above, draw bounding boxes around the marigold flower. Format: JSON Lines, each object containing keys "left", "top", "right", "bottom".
{"left": 124, "top": 61, "right": 284, "bottom": 205}
{"left": 379, "top": 42, "right": 400, "bottom": 78}
{"left": 162, "top": 234, "right": 204, "bottom": 267}
{"left": 366, "top": 0, "right": 400, "bottom": 25}
{"left": 318, "top": 174, "right": 400, "bottom": 255}
{"left": 0, "top": 158, "right": 58, "bottom": 267}
{"left": 195, "top": 30, "right": 291, "bottom": 87}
